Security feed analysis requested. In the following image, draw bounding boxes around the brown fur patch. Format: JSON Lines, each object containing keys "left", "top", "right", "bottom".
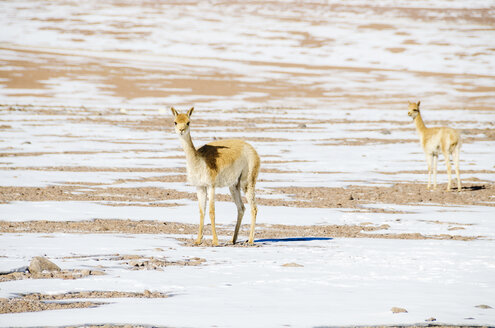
{"left": 197, "top": 144, "right": 230, "bottom": 171}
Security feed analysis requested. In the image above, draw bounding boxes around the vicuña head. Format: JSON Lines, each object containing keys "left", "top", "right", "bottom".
{"left": 170, "top": 107, "right": 260, "bottom": 246}
{"left": 407, "top": 101, "right": 461, "bottom": 191}
{"left": 407, "top": 100, "right": 420, "bottom": 119}
{"left": 171, "top": 106, "right": 193, "bottom": 137}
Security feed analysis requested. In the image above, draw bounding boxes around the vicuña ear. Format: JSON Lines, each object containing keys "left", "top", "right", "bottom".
{"left": 170, "top": 107, "right": 178, "bottom": 117}
{"left": 417, "top": 101, "right": 421, "bottom": 107}
{"left": 187, "top": 107, "right": 194, "bottom": 117}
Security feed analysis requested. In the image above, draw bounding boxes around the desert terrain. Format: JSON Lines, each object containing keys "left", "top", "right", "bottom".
{"left": 0, "top": 1, "right": 494, "bottom": 327}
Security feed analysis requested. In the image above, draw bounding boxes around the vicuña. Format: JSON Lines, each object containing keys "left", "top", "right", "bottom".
{"left": 171, "top": 107, "right": 260, "bottom": 246}
{"left": 408, "top": 101, "right": 461, "bottom": 191}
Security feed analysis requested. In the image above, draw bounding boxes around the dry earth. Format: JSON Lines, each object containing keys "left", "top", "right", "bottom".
{"left": 1, "top": 1, "right": 494, "bottom": 324}
{"left": 57, "top": 326, "right": 495, "bottom": 328}
{"left": 0, "top": 219, "right": 479, "bottom": 243}
{"left": 0, "top": 181, "right": 492, "bottom": 211}
{"left": 0, "top": 269, "right": 105, "bottom": 283}
{"left": 25, "top": 326, "right": 493, "bottom": 328}
{"left": 1, "top": 291, "right": 168, "bottom": 314}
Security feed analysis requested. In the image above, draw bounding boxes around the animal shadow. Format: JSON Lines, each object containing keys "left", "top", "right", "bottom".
{"left": 255, "top": 237, "right": 333, "bottom": 243}
{"left": 462, "top": 185, "right": 486, "bottom": 191}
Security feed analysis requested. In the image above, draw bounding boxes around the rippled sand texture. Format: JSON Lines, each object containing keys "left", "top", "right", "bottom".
{"left": 1, "top": 1, "right": 494, "bottom": 109}
{"left": 1, "top": 1, "right": 495, "bottom": 327}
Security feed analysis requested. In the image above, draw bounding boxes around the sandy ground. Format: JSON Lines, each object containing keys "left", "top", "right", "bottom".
{"left": 1, "top": 179, "right": 493, "bottom": 211}
{"left": 1, "top": 291, "right": 168, "bottom": 314}
{"left": 0, "top": 219, "right": 479, "bottom": 242}
{"left": 1, "top": 1, "right": 495, "bottom": 326}
{"left": 52, "top": 326, "right": 495, "bottom": 328}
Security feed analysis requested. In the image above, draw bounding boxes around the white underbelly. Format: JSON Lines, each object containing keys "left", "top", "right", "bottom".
{"left": 186, "top": 159, "right": 245, "bottom": 188}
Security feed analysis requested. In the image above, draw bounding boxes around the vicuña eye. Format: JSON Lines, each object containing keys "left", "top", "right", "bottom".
{"left": 174, "top": 122, "right": 177, "bottom": 125}
{"left": 186, "top": 122, "right": 190, "bottom": 126}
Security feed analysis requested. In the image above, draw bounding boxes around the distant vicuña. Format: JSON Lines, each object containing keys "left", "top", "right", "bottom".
{"left": 408, "top": 101, "right": 461, "bottom": 191}
{"left": 171, "top": 107, "right": 260, "bottom": 246}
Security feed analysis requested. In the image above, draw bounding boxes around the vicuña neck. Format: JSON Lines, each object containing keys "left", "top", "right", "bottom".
{"left": 180, "top": 133, "right": 200, "bottom": 164}
{"left": 414, "top": 113, "right": 427, "bottom": 134}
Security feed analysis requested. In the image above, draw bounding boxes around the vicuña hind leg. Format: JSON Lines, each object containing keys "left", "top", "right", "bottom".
{"left": 207, "top": 186, "right": 218, "bottom": 246}
{"left": 229, "top": 182, "right": 245, "bottom": 244}
{"left": 443, "top": 151, "right": 452, "bottom": 191}
{"left": 453, "top": 147, "right": 461, "bottom": 191}
{"left": 433, "top": 155, "right": 438, "bottom": 190}
{"left": 245, "top": 185, "right": 257, "bottom": 245}
{"left": 195, "top": 186, "right": 207, "bottom": 245}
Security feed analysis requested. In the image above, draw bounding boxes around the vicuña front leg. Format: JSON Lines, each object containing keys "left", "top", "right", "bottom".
{"left": 426, "top": 154, "right": 433, "bottom": 190}
{"left": 195, "top": 186, "right": 207, "bottom": 245}
{"left": 208, "top": 186, "right": 219, "bottom": 246}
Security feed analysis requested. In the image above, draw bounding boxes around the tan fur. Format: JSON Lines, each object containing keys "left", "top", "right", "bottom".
{"left": 171, "top": 107, "right": 260, "bottom": 245}
{"left": 407, "top": 101, "right": 461, "bottom": 191}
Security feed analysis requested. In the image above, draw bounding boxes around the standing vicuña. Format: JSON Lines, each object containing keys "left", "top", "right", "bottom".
{"left": 407, "top": 101, "right": 461, "bottom": 191}
{"left": 171, "top": 107, "right": 260, "bottom": 246}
